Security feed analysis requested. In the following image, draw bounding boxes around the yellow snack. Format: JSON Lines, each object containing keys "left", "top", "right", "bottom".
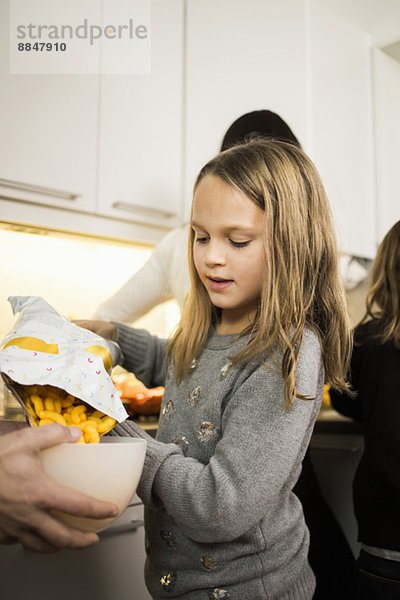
{"left": 71, "top": 404, "right": 87, "bottom": 424}
{"left": 76, "top": 420, "right": 100, "bottom": 432}
{"left": 20, "top": 384, "right": 117, "bottom": 443}
{"left": 87, "top": 415, "right": 102, "bottom": 424}
{"left": 39, "top": 418, "right": 56, "bottom": 426}
{"left": 84, "top": 427, "right": 100, "bottom": 444}
{"left": 98, "top": 416, "right": 117, "bottom": 434}
{"left": 63, "top": 413, "right": 73, "bottom": 425}
{"left": 38, "top": 410, "right": 67, "bottom": 426}
{"left": 31, "top": 394, "right": 44, "bottom": 415}
{"left": 91, "top": 410, "right": 105, "bottom": 418}
{"left": 44, "top": 397, "right": 55, "bottom": 412}
{"left": 61, "top": 396, "right": 75, "bottom": 408}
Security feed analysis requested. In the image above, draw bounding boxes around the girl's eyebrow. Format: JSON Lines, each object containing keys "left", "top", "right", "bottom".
{"left": 191, "top": 221, "right": 257, "bottom": 234}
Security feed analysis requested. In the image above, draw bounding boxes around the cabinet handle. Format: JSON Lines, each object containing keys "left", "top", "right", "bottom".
{"left": 0, "top": 178, "right": 80, "bottom": 200}
{"left": 112, "top": 201, "right": 176, "bottom": 219}
{"left": 99, "top": 519, "right": 144, "bottom": 537}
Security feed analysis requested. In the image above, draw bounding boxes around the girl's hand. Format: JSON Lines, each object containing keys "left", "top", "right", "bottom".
{"left": 73, "top": 319, "right": 117, "bottom": 341}
{"left": 0, "top": 425, "right": 118, "bottom": 553}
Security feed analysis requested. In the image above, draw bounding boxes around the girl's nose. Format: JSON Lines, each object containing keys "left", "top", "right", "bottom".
{"left": 204, "top": 240, "right": 226, "bottom": 266}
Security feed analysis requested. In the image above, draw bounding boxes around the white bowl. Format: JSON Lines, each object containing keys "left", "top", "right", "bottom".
{"left": 40, "top": 437, "right": 146, "bottom": 533}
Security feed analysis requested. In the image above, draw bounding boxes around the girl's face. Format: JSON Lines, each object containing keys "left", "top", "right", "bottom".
{"left": 192, "top": 174, "right": 265, "bottom": 335}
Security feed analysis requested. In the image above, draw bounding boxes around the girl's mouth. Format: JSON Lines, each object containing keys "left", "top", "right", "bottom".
{"left": 207, "top": 276, "right": 233, "bottom": 291}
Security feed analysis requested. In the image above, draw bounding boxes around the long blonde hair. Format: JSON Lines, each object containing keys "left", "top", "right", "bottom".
{"left": 168, "top": 138, "right": 352, "bottom": 406}
{"left": 360, "top": 220, "right": 400, "bottom": 348}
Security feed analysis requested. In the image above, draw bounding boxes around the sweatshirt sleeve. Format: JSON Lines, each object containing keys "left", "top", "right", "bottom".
{"left": 113, "top": 332, "right": 323, "bottom": 544}
{"left": 115, "top": 324, "right": 168, "bottom": 388}
{"left": 92, "top": 228, "right": 182, "bottom": 323}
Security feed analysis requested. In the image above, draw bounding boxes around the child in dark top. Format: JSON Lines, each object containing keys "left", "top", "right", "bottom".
{"left": 330, "top": 220, "right": 400, "bottom": 599}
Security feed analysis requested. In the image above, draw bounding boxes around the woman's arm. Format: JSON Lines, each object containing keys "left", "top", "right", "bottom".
{"left": 93, "top": 252, "right": 171, "bottom": 323}
{"left": 93, "top": 226, "right": 189, "bottom": 323}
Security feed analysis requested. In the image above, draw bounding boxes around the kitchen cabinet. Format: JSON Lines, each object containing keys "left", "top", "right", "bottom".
{"left": 0, "top": 2, "right": 100, "bottom": 215}
{"left": 184, "top": 0, "right": 308, "bottom": 216}
{"left": 0, "top": 497, "right": 151, "bottom": 600}
{"left": 184, "top": 0, "right": 377, "bottom": 257}
{"left": 0, "top": 1, "right": 385, "bottom": 251}
{"left": 310, "top": 1, "right": 376, "bottom": 258}
{"left": 0, "top": 0, "right": 184, "bottom": 241}
{"left": 97, "top": 0, "right": 185, "bottom": 230}
{"left": 372, "top": 47, "right": 400, "bottom": 242}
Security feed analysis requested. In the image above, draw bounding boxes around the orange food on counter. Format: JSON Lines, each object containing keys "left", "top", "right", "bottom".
{"left": 321, "top": 384, "right": 331, "bottom": 407}
{"left": 112, "top": 371, "right": 164, "bottom": 416}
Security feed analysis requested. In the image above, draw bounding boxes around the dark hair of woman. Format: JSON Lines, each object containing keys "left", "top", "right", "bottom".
{"left": 220, "top": 109, "right": 301, "bottom": 151}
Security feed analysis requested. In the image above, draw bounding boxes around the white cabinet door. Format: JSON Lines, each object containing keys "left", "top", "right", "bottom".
{"left": 184, "top": 0, "right": 308, "bottom": 217}
{"left": 373, "top": 48, "right": 400, "bottom": 242}
{"left": 0, "top": 501, "right": 151, "bottom": 600}
{"left": 0, "top": 2, "right": 99, "bottom": 214}
{"left": 97, "top": 0, "right": 184, "bottom": 229}
{"left": 310, "top": 1, "right": 376, "bottom": 258}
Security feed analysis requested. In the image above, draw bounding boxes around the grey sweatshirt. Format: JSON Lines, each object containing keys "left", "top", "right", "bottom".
{"left": 110, "top": 324, "right": 323, "bottom": 599}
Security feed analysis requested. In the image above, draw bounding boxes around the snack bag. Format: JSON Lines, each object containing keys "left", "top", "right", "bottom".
{"left": 0, "top": 296, "right": 128, "bottom": 441}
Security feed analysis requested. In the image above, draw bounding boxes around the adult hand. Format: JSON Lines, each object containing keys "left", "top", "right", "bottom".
{"left": 0, "top": 424, "right": 118, "bottom": 553}
{"left": 73, "top": 319, "right": 117, "bottom": 341}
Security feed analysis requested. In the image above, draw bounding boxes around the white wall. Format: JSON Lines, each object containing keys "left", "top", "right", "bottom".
{"left": 373, "top": 48, "right": 400, "bottom": 241}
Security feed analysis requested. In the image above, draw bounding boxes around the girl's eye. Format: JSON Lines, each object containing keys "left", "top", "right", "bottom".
{"left": 230, "top": 240, "right": 250, "bottom": 248}
{"left": 195, "top": 236, "right": 209, "bottom": 244}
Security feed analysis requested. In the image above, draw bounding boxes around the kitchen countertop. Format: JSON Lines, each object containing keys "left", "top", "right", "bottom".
{"left": 132, "top": 408, "right": 364, "bottom": 437}
{"left": 0, "top": 408, "right": 363, "bottom": 437}
{"left": 313, "top": 408, "right": 363, "bottom": 435}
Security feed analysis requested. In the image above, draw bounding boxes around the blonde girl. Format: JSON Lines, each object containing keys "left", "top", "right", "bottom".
{"left": 80, "top": 138, "right": 351, "bottom": 600}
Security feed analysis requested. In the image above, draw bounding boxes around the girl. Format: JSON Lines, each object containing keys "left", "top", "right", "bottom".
{"left": 330, "top": 220, "right": 400, "bottom": 599}
{"left": 80, "top": 138, "right": 352, "bottom": 599}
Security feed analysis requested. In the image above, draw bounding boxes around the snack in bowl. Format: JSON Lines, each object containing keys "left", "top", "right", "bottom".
{"left": 40, "top": 437, "right": 146, "bottom": 532}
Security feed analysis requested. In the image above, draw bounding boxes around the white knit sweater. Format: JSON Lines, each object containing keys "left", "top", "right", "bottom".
{"left": 93, "top": 225, "right": 190, "bottom": 323}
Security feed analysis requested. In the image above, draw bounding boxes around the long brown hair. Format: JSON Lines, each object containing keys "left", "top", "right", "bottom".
{"left": 168, "top": 138, "right": 352, "bottom": 407}
{"left": 360, "top": 220, "right": 400, "bottom": 348}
